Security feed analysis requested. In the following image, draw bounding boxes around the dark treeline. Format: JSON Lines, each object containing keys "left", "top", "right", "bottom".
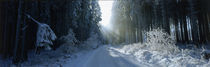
{"left": 0, "top": 0, "right": 101, "bottom": 63}
{"left": 111, "top": 0, "right": 210, "bottom": 45}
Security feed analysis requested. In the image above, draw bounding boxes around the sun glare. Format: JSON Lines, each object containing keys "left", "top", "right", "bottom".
{"left": 99, "top": 1, "right": 114, "bottom": 29}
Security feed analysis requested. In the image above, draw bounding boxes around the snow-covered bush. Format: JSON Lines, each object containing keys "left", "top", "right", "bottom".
{"left": 36, "top": 23, "right": 57, "bottom": 50}
{"left": 144, "top": 28, "right": 179, "bottom": 54}
{"left": 58, "top": 29, "right": 79, "bottom": 54}
{"left": 59, "top": 29, "right": 78, "bottom": 45}
{"left": 26, "top": 14, "right": 57, "bottom": 50}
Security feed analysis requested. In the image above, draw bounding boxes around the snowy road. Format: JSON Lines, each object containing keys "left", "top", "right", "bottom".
{"left": 63, "top": 46, "right": 149, "bottom": 67}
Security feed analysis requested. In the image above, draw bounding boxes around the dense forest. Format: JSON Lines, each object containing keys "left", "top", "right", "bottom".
{"left": 110, "top": 0, "right": 210, "bottom": 45}
{"left": 0, "top": 0, "right": 102, "bottom": 63}
{"left": 0, "top": 0, "right": 210, "bottom": 66}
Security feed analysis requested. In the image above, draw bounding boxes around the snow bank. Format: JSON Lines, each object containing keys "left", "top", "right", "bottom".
{"left": 20, "top": 30, "right": 102, "bottom": 66}
{"left": 116, "top": 29, "right": 210, "bottom": 67}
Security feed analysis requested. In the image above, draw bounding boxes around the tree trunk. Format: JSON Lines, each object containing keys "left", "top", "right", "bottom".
{"left": 13, "top": 0, "right": 22, "bottom": 61}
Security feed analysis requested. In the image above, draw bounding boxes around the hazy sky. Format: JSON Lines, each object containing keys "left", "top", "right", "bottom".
{"left": 99, "top": 1, "right": 114, "bottom": 29}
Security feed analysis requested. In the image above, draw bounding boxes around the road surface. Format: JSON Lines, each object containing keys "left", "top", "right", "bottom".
{"left": 63, "top": 45, "right": 150, "bottom": 67}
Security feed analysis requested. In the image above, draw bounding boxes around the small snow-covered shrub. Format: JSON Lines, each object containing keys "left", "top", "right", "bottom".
{"left": 59, "top": 29, "right": 78, "bottom": 45}
{"left": 144, "top": 28, "right": 179, "bottom": 54}
{"left": 59, "top": 29, "right": 79, "bottom": 54}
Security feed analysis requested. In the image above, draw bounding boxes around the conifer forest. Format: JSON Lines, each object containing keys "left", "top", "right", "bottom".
{"left": 0, "top": 0, "right": 210, "bottom": 67}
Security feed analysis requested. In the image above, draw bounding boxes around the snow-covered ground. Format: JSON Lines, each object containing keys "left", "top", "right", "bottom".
{"left": 3, "top": 29, "right": 210, "bottom": 67}
{"left": 117, "top": 43, "right": 210, "bottom": 67}
{"left": 0, "top": 55, "right": 13, "bottom": 67}
{"left": 63, "top": 43, "right": 210, "bottom": 67}
{"left": 14, "top": 43, "right": 210, "bottom": 67}
{"left": 63, "top": 45, "right": 149, "bottom": 67}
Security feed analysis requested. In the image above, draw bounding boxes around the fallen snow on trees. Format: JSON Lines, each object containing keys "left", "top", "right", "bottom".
{"left": 25, "top": 14, "right": 57, "bottom": 50}
{"left": 36, "top": 23, "right": 57, "bottom": 50}
{"left": 145, "top": 28, "right": 179, "bottom": 55}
